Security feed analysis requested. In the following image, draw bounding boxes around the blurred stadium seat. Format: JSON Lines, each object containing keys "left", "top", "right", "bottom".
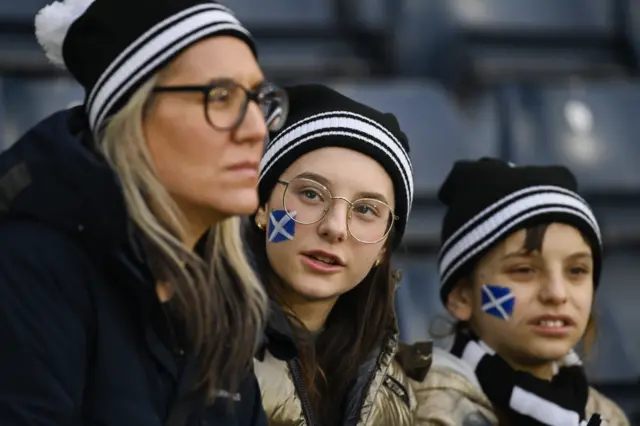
{"left": 224, "top": 0, "right": 390, "bottom": 78}
{"left": 1, "top": 76, "right": 83, "bottom": 149}
{"left": 329, "top": 80, "right": 500, "bottom": 197}
{"left": 588, "top": 250, "right": 640, "bottom": 382}
{"left": 0, "top": 0, "right": 48, "bottom": 24}
{"left": 394, "top": 0, "right": 626, "bottom": 93}
{"left": 621, "top": 0, "right": 640, "bottom": 72}
{"left": 393, "top": 255, "right": 446, "bottom": 344}
{"left": 223, "top": 0, "right": 332, "bottom": 27}
{"left": 504, "top": 80, "right": 640, "bottom": 193}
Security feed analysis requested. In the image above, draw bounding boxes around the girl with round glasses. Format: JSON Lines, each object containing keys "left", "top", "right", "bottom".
{"left": 245, "top": 84, "right": 431, "bottom": 426}
{"left": 0, "top": 0, "right": 287, "bottom": 424}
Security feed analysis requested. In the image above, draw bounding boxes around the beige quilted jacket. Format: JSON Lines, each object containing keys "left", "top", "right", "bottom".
{"left": 412, "top": 348, "right": 630, "bottom": 426}
{"left": 254, "top": 334, "right": 432, "bottom": 426}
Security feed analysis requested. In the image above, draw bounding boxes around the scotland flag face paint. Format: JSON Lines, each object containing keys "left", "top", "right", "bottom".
{"left": 268, "top": 210, "right": 297, "bottom": 243}
{"left": 481, "top": 284, "right": 515, "bottom": 321}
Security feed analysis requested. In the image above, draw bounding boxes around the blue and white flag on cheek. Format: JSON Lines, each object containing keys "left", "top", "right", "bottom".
{"left": 481, "top": 284, "right": 515, "bottom": 321}
{"left": 268, "top": 210, "right": 297, "bottom": 243}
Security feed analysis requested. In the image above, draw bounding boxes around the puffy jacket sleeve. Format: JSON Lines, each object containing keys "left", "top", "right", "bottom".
{"left": 587, "top": 387, "right": 630, "bottom": 426}
{"left": 412, "top": 368, "right": 497, "bottom": 426}
{"left": 0, "top": 222, "right": 93, "bottom": 425}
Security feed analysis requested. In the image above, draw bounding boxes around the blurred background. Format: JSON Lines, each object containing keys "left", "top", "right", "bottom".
{"left": 0, "top": 0, "right": 638, "bottom": 420}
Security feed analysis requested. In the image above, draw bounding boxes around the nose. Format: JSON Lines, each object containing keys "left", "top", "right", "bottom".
{"left": 539, "top": 272, "right": 568, "bottom": 305}
{"left": 234, "top": 101, "right": 267, "bottom": 144}
{"left": 317, "top": 199, "right": 349, "bottom": 243}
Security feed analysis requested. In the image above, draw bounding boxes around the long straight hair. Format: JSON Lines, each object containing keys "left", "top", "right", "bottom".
{"left": 99, "top": 75, "right": 268, "bottom": 397}
{"left": 244, "top": 218, "right": 398, "bottom": 425}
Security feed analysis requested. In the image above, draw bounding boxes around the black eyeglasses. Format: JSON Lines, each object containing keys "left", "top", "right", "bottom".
{"left": 152, "top": 78, "right": 288, "bottom": 132}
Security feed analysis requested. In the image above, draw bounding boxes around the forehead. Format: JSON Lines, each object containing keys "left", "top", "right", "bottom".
{"left": 494, "top": 223, "right": 592, "bottom": 259}
{"left": 162, "top": 36, "right": 263, "bottom": 86}
{"left": 282, "top": 146, "right": 394, "bottom": 195}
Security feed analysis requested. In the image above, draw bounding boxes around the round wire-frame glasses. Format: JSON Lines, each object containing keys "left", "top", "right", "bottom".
{"left": 152, "top": 78, "right": 289, "bottom": 132}
{"left": 277, "top": 177, "right": 398, "bottom": 244}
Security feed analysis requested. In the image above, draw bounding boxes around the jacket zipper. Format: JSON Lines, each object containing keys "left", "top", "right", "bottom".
{"left": 288, "top": 357, "right": 318, "bottom": 426}
{"left": 346, "top": 338, "right": 391, "bottom": 426}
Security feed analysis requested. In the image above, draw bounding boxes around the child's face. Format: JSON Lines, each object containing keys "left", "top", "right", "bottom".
{"left": 447, "top": 223, "right": 594, "bottom": 371}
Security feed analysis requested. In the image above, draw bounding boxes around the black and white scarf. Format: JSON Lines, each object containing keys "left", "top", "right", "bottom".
{"left": 451, "top": 332, "right": 603, "bottom": 426}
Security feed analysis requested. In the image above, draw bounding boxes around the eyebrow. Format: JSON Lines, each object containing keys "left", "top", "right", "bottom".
{"left": 501, "top": 250, "right": 533, "bottom": 261}
{"left": 293, "top": 171, "right": 390, "bottom": 203}
{"left": 566, "top": 251, "right": 593, "bottom": 261}
{"left": 204, "top": 76, "right": 265, "bottom": 89}
{"left": 500, "top": 250, "right": 593, "bottom": 261}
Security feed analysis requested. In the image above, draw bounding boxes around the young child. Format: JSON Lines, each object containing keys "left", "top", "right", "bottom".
{"left": 412, "top": 158, "right": 629, "bottom": 426}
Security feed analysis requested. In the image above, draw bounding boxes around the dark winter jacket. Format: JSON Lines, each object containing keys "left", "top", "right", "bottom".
{"left": 0, "top": 107, "right": 267, "bottom": 426}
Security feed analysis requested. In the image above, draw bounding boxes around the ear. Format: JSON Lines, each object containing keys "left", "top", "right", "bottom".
{"left": 446, "top": 278, "right": 474, "bottom": 322}
{"left": 255, "top": 205, "right": 268, "bottom": 230}
{"left": 374, "top": 247, "right": 387, "bottom": 266}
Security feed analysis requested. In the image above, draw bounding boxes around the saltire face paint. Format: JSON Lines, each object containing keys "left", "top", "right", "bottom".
{"left": 268, "top": 210, "right": 297, "bottom": 243}
{"left": 481, "top": 284, "right": 515, "bottom": 321}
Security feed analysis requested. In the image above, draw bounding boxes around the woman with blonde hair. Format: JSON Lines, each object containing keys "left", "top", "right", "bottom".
{"left": 0, "top": 0, "right": 287, "bottom": 424}
{"left": 411, "top": 158, "right": 629, "bottom": 426}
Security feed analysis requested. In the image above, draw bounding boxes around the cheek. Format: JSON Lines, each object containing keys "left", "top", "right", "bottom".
{"left": 573, "top": 287, "right": 594, "bottom": 324}
{"left": 266, "top": 240, "right": 295, "bottom": 269}
{"left": 346, "top": 244, "right": 382, "bottom": 283}
{"left": 144, "top": 103, "right": 228, "bottom": 189}
{"left": 264, "top": 223, "right": 307, "bottom": 279}
{"left": 473, "top": 283, "right": 530, "bottom": 325}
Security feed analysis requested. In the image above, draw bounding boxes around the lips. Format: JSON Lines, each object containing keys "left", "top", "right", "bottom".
{"left": 529, "top": 314, "right": 576, "bottom": 328}
{"left": 301, "top": 250, "right": 345, "bottom": 267}
{"left": 226, "top": 161, "right": 259, "bottom": 171}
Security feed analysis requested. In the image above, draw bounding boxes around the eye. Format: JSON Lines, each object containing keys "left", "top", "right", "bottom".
{"left": 353, "top": 204, "right": 376, "bottom": 216}
{"left": 300, "top": 188, "right": 323, "bottom": 202}
{"left": 569, "top": 266, "right": 589, "bottom": 275}
{"left": 208, "top": 87, "right": 230, "bottom": 103}
{"left": 509, "top": 265, "right": 535, "bottom": 275}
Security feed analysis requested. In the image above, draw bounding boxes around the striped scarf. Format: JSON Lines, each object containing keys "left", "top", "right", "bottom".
{"left": 450, "top": 332, "right": 602, "bottom": 425}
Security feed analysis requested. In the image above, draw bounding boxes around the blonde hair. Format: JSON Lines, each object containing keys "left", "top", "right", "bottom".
{"left": 98, "top": 74, "right": 267, "bottom": 395}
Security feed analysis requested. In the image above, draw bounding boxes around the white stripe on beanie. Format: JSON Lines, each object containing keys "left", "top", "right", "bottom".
{"left": 259, "top": 110, "right": 414, "bottom": 214}
{"left": 87, "top": 3, "right": 248, "bottom": 131}
{"left": 439, "top": 186, "right": 601, "bottom": 286}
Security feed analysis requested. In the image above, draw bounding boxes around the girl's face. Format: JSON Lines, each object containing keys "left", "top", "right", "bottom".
{"left": 447, "top": 223, "right": 594, "bottom": 370}
{"left": 255, "top": 147, "right": 395, "bottom": 307}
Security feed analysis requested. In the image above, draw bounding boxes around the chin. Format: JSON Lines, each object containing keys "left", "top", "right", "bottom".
{"left": 210, "top": 189, "right": 259, "bottom": 216}
{"left": 291, "top": 278, "right": 344, "bottom": 302}
{"left": 525, "top": 338, "right": 575, "bottom": 362}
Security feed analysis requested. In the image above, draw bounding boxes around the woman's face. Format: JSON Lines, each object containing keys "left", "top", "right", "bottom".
{"left": 143, "top": 36, "right": 267, "bottom": 226}
{"left": 255, "top": 147, "right": 395, "bottom": 305}
{"left": 448, "top": 223, "right": 594, "bottom": 367}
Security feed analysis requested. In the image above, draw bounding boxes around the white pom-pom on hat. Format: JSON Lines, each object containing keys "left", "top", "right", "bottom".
{"left": 34, "top": 0, "right": 94, "bottom": 69}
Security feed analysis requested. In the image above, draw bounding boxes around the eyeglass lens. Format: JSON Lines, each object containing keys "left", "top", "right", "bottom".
{"left": 206, "top": 80, "right": 287, "bottom": 132}
{"left": 282, "top": 178, "right": 394, "bottom": 243}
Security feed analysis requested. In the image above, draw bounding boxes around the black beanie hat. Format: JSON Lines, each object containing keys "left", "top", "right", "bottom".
{"left": 258, "top": 84, "right": 413, "bottom": 248}
{"left": 35, "top": 0, "right": 255, "bottom": 133}
{"left": 438, "top": 157, "right": 602, "bottom": 304}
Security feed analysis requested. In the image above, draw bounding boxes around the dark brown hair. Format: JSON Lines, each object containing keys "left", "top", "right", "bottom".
{"left": 245, "top": 219, "right": 397, "bottom": 425}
